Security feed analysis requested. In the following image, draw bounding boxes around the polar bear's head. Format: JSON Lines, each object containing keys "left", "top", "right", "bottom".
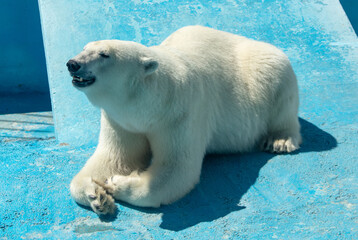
{"left": 66, "top": 40, "right": 159, "bottom": 107}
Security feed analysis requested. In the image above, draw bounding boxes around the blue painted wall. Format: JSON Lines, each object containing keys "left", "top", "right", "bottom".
{"left": 38, "top": 0, "right": 357, "bottom": 146}
{"left": 340, "top": 0, "right": 358, "bottom": 35}
{"left": 0, "top": 1, "right": 49, "bottom": 94}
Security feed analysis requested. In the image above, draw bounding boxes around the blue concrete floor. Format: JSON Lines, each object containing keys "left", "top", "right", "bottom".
{"left": 0, "top": 111, "right": 357, "bottom": 239}
{"left": 0, "top": 112, "right": 358, "bottom": 239}
{"left": 0, "top": 92, "right": 357, "bottom": 239}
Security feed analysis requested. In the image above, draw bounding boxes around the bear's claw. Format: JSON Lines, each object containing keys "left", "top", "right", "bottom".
{"left": 261, "top": 136, "right": 299, "bottom": 153}
{"left": 88, "top": 179, "right": 117, "bottom": 215}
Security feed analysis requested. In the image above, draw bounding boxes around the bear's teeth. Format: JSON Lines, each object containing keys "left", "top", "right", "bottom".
{"left": 80, "top": 77, "right": 84, "bottom": 82}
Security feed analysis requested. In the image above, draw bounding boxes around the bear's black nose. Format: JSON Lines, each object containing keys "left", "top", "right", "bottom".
{"left": 66, "top": 60, "right": 81, "bottom": 72}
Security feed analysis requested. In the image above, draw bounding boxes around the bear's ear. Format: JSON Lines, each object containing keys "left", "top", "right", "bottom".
{"left": 140, "top": 57, "right": 159, "bottom": 75}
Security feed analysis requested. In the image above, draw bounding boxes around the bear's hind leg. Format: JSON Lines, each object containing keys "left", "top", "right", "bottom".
{"left": 261, "top": 74, "right": 302, "bottom": 154}
{"left": 261, "top": 133, "right": 301, "bottom": 153}
{"left": 261, "top": 110, "right": 302, "bottom": 153}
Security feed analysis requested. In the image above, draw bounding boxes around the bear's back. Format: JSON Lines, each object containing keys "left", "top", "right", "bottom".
{"left": 159, "top": 26, "right": 247, "bottom": 58}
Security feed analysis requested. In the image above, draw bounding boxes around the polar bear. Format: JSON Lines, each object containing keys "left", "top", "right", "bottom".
{"left": 67, "top": 26, "right": 301, "bottom": 215}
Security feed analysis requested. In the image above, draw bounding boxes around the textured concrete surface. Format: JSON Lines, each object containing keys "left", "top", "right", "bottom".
{"left": 0, "top": 115, "right": 357, "bottom": 239}
{"left": 0, "top": 0, "right": 357, "bottom": 239}
{"left": 0, "top": 112, "right": 54, "bottom": 141}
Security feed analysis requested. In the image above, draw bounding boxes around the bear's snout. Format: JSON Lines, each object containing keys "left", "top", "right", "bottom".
{"left": 67, "top": 59, "right": 81, "bottom": 73}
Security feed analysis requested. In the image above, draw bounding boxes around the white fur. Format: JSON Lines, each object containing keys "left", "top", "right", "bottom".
{"left": 69, "top": 26, "right": 301, "bottom": 215}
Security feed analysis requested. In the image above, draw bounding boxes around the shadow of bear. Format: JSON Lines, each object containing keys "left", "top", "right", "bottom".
{"left": 102, "top": 118, "right": 337, "bottom": 231}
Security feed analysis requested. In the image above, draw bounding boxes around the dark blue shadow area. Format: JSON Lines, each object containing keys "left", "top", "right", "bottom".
{"left": 158, "top": 118, "right": 336, "bottom": 231}
{"left": 0, "top": 1, "right": 50, "bottom": 99}
{"left": 340, "top": 0, "right": 358, "bottom": 35}
{"left": 96, "top": 118, "right": 337, "bottom": 231}
{"left": 0, "top": 93, "right": 51, "bottom": 114}
{"left": 296, "top": 118, "right": 338, "bottom": 153}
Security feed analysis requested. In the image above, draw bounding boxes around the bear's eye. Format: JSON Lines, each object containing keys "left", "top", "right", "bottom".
{"left": 99, "top": 53, "right": 110, "bottom": 58}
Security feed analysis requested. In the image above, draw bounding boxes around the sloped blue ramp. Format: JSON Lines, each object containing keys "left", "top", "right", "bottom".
{"left": 39, "top": 0, "right": 357, "bottom": 146}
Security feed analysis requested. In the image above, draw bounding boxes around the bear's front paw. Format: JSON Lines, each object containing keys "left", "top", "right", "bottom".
{"left": 87, "top": 179, "right": 116, "bottom": 216}
{"left": 104, "top": 173, "right": 142, "bottom": 199}
{"left": 105, "top": 175, "right": 126, "bottom": 193}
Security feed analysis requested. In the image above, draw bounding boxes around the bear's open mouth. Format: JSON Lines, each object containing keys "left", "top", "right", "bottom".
{"left": 72, "top": 75, "right": 95, "bottom": 87}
